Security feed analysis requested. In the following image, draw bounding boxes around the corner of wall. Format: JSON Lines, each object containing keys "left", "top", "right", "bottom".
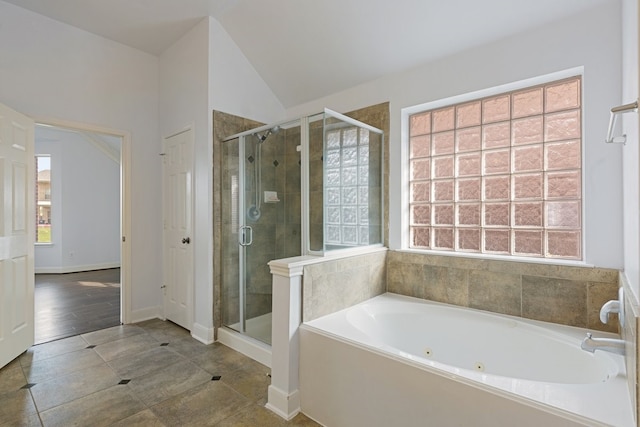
{"left": 191, "top": 322, "right": 215, "bottom": 345}
{"left": 130, "top": 306, "right": 163, "bottom": 324}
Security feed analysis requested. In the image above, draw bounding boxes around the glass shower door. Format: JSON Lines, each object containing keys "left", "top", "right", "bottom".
{"left": 222, "top": 121, "right": 301, "bottom": 346}
{"left": 239, "top": 131, "right": 284, "bottom": 345}
{"left": 221, "top": 137, "right": 241, "bottom": 334}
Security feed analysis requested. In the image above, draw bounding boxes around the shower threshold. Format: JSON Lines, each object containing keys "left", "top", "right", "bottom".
{"left": 218, "top": 313, "right": 272, "bottom": 367}
{"left": 228, "top": 312, "right": 272, "bottom": 345}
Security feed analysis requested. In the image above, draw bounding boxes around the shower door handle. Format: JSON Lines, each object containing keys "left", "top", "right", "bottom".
{"left": 239, "top": 226, "right": 253, "bottom": 246}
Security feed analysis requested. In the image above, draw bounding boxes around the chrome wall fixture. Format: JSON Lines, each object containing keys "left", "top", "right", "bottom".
{"left": 605, "top": 100, "right": 638, "bottom": 144}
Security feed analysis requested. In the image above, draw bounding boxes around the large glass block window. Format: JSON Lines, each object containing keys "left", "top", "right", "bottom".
{"left": 325, "top": 126, "right": 370, "bottom": 246}
{"left": 409, "top": 76, "right": 582, "bottom": 259}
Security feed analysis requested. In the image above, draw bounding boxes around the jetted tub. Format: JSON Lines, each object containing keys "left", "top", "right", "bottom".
{"left": 299, "top": 293, "right": 634, "bottom": 427}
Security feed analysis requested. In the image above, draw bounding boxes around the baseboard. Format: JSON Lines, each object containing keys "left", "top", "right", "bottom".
{"left": 35, "top": 262, "right": 121, "bottom": 274}
{"left": 266, "top": 386, "right": 300, "bottom": 420}
{"left": 129, "top": 306, "right": 162, "bottom": 324}
{"left": 217, "top": 327, "right": 272, "bottom": 367}
{"left": 191, "top": 322, "right": 215, "bottom": 345}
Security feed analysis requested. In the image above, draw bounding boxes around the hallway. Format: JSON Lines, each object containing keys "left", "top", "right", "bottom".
{"left": 0, "top": 320, "right": 318, "bottom": 426}
{"left": 35, "top": 269, "right": 121, "bottom": 344}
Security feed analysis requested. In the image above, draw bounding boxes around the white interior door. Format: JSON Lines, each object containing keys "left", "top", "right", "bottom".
{"left": 162, "top": 128, "right": 193, "bottom": 330}
{"left": 0, "top": 103, "right": 35, "bottom": 369}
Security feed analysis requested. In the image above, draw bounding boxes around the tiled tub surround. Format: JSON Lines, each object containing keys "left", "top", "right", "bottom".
{"left": 302, "top": 249, "right": 387, "bottom": 322}
{"left": 299, "top": 294, "right": 633, "bottom": 427}
{"left": 271, "top": 249, "right": 624, "bottom": 421}
{"left": 387, "top": 250, "right": 619, "bottom": 333}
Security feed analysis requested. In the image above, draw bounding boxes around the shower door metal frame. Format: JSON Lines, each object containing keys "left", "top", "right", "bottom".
{"left": 236, "top": 134, "right": 247, "bottom": 335}
{"left": 300, "top": 116, "right": 313, "bottom": 256}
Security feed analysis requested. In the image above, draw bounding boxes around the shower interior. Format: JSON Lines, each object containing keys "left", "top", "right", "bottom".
{"left": 221, "top": 109, "right": 384, "bottom": 345}
{"left": 246, "top": 125, "right": 281, "bottom": 222}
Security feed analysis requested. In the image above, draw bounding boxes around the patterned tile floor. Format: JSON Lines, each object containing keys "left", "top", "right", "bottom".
{"left": 0, "top": 320, "right": 320, "bottom": 426}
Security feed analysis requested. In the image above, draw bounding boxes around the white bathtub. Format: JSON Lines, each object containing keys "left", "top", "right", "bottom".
{"left": 299, "top": 293, "right": 634, "bottom": 427}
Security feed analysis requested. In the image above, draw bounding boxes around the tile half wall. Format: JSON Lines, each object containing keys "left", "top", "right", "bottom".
{"left": 387, "top": 250, "right": 619, "bottom": 333}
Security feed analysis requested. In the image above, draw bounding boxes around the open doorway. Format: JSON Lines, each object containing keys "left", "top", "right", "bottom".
{"left": 34, "top": 123, "right": 125, "bottom": 344}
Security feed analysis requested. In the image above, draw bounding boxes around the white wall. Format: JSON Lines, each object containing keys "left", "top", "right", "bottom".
{"left": 34, "top": 126, "right": 120, "bottom": 273}
{"left": 622, "top": 0, "right": 640, "bottom": 298}
{"left": 159, "top": 16, "right": 283, "bottom": 343}
{"left": 209, "top": 18, "right": 285, "bottom": 124}
{"left": 0, "top": 1, "right": 162, "bottom": 319}
{"left": 286, "top": 2, "right": 624, "bottom": 269}
{"left": 159, "top": 17, "right": 212, "bottom": 342}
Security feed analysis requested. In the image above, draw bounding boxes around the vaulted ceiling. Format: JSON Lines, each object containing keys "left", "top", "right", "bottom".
{"left": 4, "top": 0, "right": 614, "bottom": 107}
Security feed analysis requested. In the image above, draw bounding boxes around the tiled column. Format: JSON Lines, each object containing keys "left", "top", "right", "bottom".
{"left": 265, "top": 257, "right": 309, "bottom": 420}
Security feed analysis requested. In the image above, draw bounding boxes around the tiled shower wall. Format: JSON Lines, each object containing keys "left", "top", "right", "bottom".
{"left": 244, "top": 126, "right": 303, "bottom": 320}
{"left": 387, "top": 250, "right": 619, "bottom": 333}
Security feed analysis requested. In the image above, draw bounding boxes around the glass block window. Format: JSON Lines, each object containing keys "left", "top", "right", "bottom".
{"left": 409, "top": 76, "right": 582, "bottom": 259}
{"left": 325, "top": 127, "right": 370, "bottom": 246}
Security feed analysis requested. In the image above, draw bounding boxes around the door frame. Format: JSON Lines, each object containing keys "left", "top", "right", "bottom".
{"left": 162, "top": 124, "right": 195, "bottom": 329}
{"left": 34, "top": 117, "right": 132, "bottom": 323}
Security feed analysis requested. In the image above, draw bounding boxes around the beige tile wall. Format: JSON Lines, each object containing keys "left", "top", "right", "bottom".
{"left": 387, "top": 250, "right": 619, "bottom": 333}
{"left": 302, "top": 250, "right": 387, "bottom": 322}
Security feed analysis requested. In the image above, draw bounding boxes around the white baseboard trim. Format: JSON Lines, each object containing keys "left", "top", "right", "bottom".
{"left": 35, "top": 262, "right": 121, "bottom": 274}
{"left": 129, "top": 306, "right": 162, "bottom": 324}
{"left": 191, "top": 322, "right": 215, "bottom": 345}
{"left": 217, "top": 327, "right": 272, "bottom": 368}
{"left": 266, "top": 386, "right": 300, "bottom": 421}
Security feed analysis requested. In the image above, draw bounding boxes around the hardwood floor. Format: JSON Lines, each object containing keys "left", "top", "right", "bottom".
{"left": 34, "top": 269, "right": 121, "bottom": 344}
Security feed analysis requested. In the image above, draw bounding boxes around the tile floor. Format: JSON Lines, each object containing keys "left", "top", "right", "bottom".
{"left": 0, "top": 319, "right": 320, "bottom": 426}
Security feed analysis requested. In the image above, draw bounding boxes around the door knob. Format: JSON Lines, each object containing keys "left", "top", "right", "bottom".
{"left": 182, "top": 237, "right": 190, "bottom": 244}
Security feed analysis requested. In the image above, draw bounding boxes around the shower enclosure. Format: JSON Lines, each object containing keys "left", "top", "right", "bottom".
{"left": 221, "top": 109, "right": 384, "bottom": 345}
